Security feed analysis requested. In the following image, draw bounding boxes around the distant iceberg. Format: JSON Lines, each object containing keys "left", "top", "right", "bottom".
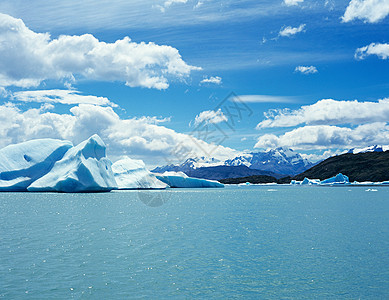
{"left": 112, "top": 157, "right": 168, "bottom": 189}
{"left": 292, "top": 173, "right": 349, "bottom": 185}
{"left": 321, "top": 173, "right": 349, "bottom": 185}
{"left": 301, "top": 178, "right": 320, "bottom": 185}
{"left": 28, "top": 135, "right": 117, "bottom": 192}
{"left": 0, "top": 139, "right": 73, "bottom": 191}
{"left": 155, "top": 171, "right": 224, "bottom": 188}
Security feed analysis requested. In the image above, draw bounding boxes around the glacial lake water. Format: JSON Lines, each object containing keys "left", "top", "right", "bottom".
{"left": 1, "top": 186, "right": 389, "bottom": 299}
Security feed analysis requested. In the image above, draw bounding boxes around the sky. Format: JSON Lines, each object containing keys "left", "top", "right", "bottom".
{"left": 0, "top": 0, "right": 388, "bottom": 167}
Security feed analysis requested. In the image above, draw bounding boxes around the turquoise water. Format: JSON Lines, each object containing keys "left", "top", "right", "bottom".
{"left": 1, "top": 186, "right": 389, "bottom": 299}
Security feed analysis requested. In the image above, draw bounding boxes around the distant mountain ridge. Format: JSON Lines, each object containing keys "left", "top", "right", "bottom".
{"left": 347, "top": 145, "right": 389, "bottom": 154}
{"left": 153, "top": 147, "right": 314, "bottom": 178}
{"left": 177, "top": 165, "right": 284, "bottom": 181}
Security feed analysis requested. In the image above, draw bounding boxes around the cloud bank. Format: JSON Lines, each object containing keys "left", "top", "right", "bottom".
{"left": 255, "top": 123, "right": 389, "bottom": 149}
{"left": 0, "top": 103, "right": 236, "bottom": 166}
{"left": 255, "top": 98, "right": 389, "bottom": 150}
{"left": 0, "top": 13, "right": 199, "bottom": 89}
{"left": 257, "top": 98, "right": 389, "bottom": 128}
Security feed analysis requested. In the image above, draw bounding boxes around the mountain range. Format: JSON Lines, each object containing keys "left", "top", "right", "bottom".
{"left": 152, "top": 147, "right": 315, "bottom": 179}
{"left": 219, "top": 145, "right": 389, "bottom": 184}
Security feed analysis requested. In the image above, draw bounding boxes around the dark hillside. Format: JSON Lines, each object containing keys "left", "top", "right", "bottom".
{"left": 293, "top": 152, "right": 389, "bottom": 182}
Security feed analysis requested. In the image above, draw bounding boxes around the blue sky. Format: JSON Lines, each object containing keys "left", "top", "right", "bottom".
{"left": 0, "top": 0, "right": 388, "bottom": 166}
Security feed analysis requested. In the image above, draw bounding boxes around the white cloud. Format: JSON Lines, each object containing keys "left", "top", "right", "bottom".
{"left": 342, "top": 0, "right": 389, "bottom": 23}
{"left": 193, "top": 109, "right": 228, "bottom": 127}
{"left": 300, "top": 149, "right": 340, "bottom": 163}
{"left": 0, "top": 103, "right": 236, "bottom": 166}
{"left": 155, "top": 0, "right": 188, "bottom": 12}
{"left": 257, "top": 98, "right": 389, "bottom": 128}
{"left": 200, "top": 76, "right": 222, "bottom": 85}
{"left": 164, "top": 0, "right": 188, "bottom": 8}
{"left": 231, "top": 95, "right": 295, "bottom": 103}
{"left": 355, "top": 43, "right": 389, "bottom": 59}
{"left": 0, "top": 13, "right": 199, "bottom": 89}
{"left": 295, "top": 65, "right": 318, "bottom": 74}
{"left": 255, "top": 123, "right": 389, "bottom": 150}
{"left": 284, "top": 0, "right": 304, "bottom": 6}
{"left": 12, "top": 90, "right": 117, "bottom": 107}
{"left": 0, "top": 87, "right": 10, "bottom": 98}
{"left": 279, "top": 24, "right": 306, "bottom": 37}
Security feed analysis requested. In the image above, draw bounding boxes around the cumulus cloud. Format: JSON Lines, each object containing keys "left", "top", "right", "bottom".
{"left": 0, "top": 103, "right": 236, "bottom": 166}
{"left": 295, "top": 65, "right": 318, "bottom": 74}
{"left": 200, "top": 76, "right": 222, "bottom": 85}
{"left": 355, "top": 42, "right": 389, "bottom": 59}
{"left": 0, "top": 13, "right": 199, "bottom": 89}
{"left": 12, "top": 90, "right": 117, "bottom": 107}
{"left": 255, "top": 123, "right": 389, "bottom": 150}
{"left": 193, "top": 109, "right": 228, "bottom": 127}
{"left": 342, "top": 0, "right": 389, "bottom": 23}
{"left": 284, "top": 0, "right": 304, "bottom": 6}
{"left": 257, "top": 98, "right": 389, "bottom": 128}
{"left": 279, "top": 24, "right": 306, "bottom": 37}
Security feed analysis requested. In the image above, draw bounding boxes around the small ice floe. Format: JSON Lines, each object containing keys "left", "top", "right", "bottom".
{"left": 365, "top": 188, "right": 378, "bottom": 192}
{"left": 267, "top": 189, "right": 277, "bottom": 192}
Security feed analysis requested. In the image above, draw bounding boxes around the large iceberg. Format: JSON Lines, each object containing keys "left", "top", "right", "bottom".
{"left": 112, "top": 157, "right": 168, "bottom": 189}
{"left": 155, "top": 171, "right": 224, "bottom": 188}
{"left": 28, "top": 135, "right": 117, "bottom": 192}
{"left": 0, "top": 139, "right": 73, "bottom": 191}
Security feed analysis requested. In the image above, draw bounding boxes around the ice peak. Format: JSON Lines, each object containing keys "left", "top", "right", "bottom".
{"left": 75, "top": 134, "right": 106, "bottom": 160}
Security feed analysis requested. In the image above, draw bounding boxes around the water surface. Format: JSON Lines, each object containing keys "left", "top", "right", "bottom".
{"left": 1, "top": 186, "right": 388, "bottom": 298}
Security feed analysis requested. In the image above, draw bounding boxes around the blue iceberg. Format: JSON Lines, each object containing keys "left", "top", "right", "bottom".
{"left": 321, "top": 173, "right": 349, "bottom": 185}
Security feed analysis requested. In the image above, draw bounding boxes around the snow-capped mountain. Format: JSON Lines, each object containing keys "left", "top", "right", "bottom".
{"left": 224, "top": 147, "right": 314, "bottom": 175}
{"left": 152, "top": 156, "right": 223, "bottom": 173}
{"left": 153, "top": 147, "right": 314, "bottom": 176}
{"left": 347, "top": 145, "right": 389, "bottom": 154}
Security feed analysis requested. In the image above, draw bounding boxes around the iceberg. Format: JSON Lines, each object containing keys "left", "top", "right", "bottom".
{"left": 28, "top": 135, "right": 117, "bottom": 192}
{"left": 155, "top": 171, "right": 224, "bottom": 188}
{"left": 301, "top": 178, "right": 320, "bottom": 185}
{"left": 321, "top": 173, "right": 349, "bottom": 185}
{"left": 0, "top": 139, "right": 73, "bottom": 191}
{"left": 291, "top": 173, "right": 349, "bottom": 185}
{"left": 112, "top": 157, "right": 168, "bottom": 189}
